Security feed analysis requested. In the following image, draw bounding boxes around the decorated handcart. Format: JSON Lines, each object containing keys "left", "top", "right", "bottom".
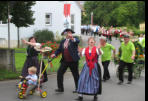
{"left": 18, "top": 41, "right": 59, "bottom": 99}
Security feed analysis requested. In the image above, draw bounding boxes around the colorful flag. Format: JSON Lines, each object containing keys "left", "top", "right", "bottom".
{"left": 64, "top": 4, "right": 71, "bottom": 17}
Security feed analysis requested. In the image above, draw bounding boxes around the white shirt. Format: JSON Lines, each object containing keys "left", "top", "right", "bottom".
{"left": 35, "top": 43, "right": 41, "bottom": 48}
{"left": 34, "top": 43, "right": 41, "bottom": 51}
{"left": 139, "top": 37, "right": 144, "bottom": 43}
{"left": 26, "top": 74, "right": 38, "bottom": 85}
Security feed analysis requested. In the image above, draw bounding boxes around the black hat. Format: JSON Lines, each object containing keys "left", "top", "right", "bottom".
{"left": 123, "top": 34, "right": 130, "bottom": 38}
{"left": 61, "top": 28, "right": 75, "bottom": 35}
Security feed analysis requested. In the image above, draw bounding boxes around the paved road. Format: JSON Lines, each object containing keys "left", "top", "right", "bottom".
{"left": 0, "top": 35, "right": 145, "bottom": 101}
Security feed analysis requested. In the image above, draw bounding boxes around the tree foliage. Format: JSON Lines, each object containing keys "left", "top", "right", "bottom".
{"left": 82, "top": 1, "right": 145, "bottom": 27}
{"left": 0, "top": 1, "right": 8, "bottom": 21}
{"left": 10, "top": 1, "right": 35, "bottom": 28}
{"left": 0, "top": 1, "right": 35, "bottom": 48}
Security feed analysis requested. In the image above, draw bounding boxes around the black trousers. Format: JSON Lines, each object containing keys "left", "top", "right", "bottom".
{"left": 102, "top": 61, "right": 110, "bottom": 80}
{"left": 57, "top": 61, "right": 79, "bottom": 90}
{"left": 118, "top": 61, "right": 133, "bottom": 82}
{"left": 115, "top": 34, "right": 118, "bottom": 40}
{"left": 85, "top": 30, "right": 88, "bottom": 35}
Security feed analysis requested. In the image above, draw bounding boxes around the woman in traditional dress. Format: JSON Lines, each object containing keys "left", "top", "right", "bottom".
{"left": 21, "top": 37, "right": 48, "bottom": 82}
{"left": 76, "top": 37, "right": 103, "bottom": 101}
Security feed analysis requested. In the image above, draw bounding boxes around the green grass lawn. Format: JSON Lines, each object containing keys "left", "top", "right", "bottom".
{"left": 0, "top": 48, "right": 85, "bottom": 81}
{"left": 15, "top": 48, "right": 85, "bottom": 72}
{"left": 0, "top": 69, "right": 20, "bottom": 81}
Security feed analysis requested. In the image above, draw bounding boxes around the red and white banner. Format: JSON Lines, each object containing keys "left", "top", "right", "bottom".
{"left": 64, "top": 4, "right": 71, "bottom": 17}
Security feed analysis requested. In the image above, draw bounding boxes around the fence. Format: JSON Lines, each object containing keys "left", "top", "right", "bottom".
{"left": 0, "top": 39, "right": 26, "bottom": 48}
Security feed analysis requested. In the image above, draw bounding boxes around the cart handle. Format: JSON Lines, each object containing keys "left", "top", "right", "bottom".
{"left": 41, "top": 58, "right": 55, "bottom": 76}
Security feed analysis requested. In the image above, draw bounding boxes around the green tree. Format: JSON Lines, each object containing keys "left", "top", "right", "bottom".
{"left": 10, "top": 1, "right": 35, "bottom": 48}
{"left": 0, "top": 1, "right": 35, "bottom": 48}
{"left": 112, "top": 2, "right": 139, "bottom": 27}
{"left": 82, "top": 1, "right": 145, "bottom": 27}
{"left": 0, "top": 2, "right": 8, "bottom": 21}
{"left": 137, "top": 1, "right": 145, "bottom": 23}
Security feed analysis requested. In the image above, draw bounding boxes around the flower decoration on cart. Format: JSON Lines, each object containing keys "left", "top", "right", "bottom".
{"left": 113, "top": 39, "right": 145, "bottom": 65}
{"left": 41, "top": 41, "right": 59, "bottom": 68}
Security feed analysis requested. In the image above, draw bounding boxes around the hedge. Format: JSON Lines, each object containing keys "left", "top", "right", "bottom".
{"left": 33, "top": 29, "right": 54, "bottom": 43}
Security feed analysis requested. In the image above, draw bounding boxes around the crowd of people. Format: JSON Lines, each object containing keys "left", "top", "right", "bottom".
{"left": 19, "top": 27, "right": 145, "bottom": 100}
{"left": 81, "top": 25, "right": 137, "bottom": 43}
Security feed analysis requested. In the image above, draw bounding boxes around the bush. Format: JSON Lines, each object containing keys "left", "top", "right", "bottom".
{"left": 33, "top": 29, "right": 54, "bottom": 43}
{"left": 55, "top": 37, "right": 65, "bottom": 44}
{"left": 132, "top": 29, "right": 145, "bottom": 36}
{"left": 126, "top": 26, "right": 145, "bottom": 36}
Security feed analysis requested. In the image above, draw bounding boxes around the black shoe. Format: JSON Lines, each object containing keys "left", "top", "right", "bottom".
{"left": 94, "top": 95, "right": 98, "bottom": 101}
{"left": 102, "top": 79, "right": 106, "bottom": 82}
{"left": 55, "top": 88, "right": 64, "bottom": 92}
{"left": 127, "top": 81, "right": 132, "bottom": 84}
{"left": 117, "top": 81, "right": 123, "bottom": 85}
{"left": 40, "top": 85, "right": 43, "bottom": 88}
{"left": 75, "top": 96, "right": 83, "bottom": 101}
{"left": 73, "top": 90, "right": 77, "bottom": 93}
{"left": 43, "top": 78, "right": 48, "bottom": 83}
{"left": 106, "top": 77, "right": 110, "bottom": 80}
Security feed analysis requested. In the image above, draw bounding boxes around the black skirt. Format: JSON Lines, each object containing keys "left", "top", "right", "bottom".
{"left": 21, "top": 56, "right": 48, "bottom": 83}
{"left": 21, "top": 56, "right": 40, "bottom": 77}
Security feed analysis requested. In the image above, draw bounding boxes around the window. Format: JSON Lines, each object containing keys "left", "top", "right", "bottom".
{"left": 45, "top": 13, "right": 52, "bottom": 25}
{"left": 71, "top": 14, "right": 75, "bottom": 31}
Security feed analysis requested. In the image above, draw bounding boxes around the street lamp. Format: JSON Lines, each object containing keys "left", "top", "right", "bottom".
{"left": 7, "top": 1, "right": 16, "bottom": 49}
{"left": 91, "top": 12, "right": 93, "bottom": 25}
{"left": 7, "top": 2, "right": 10, "bottom": 49}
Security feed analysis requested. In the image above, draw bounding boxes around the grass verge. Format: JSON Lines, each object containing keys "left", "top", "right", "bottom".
{"left": 0, "top": 69, "right": 20, "bottom": 81}
{"left": 0, "top": 48, "right": 85, "bottom": 81}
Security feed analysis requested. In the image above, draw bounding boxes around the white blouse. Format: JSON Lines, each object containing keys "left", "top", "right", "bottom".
{"left": 82, "top": 48, "right": 103, "bottom": 56}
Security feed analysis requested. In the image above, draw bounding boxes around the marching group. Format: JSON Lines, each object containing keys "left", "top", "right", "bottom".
{"left": 19, "top": 27, "right": 145, "bottom": 100}
{"left": 81, "top": 25, "right": 139, "bottom": 43}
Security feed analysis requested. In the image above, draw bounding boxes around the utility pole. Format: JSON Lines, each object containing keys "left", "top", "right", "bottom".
{"left": 7, "top": 2, "right": 10, "bottom": 49}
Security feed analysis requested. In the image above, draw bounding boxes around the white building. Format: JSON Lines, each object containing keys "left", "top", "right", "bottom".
{"left": 0, "top": 1, "right": 83, "bottom": 48}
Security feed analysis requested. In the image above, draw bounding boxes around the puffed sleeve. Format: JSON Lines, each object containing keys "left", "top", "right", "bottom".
{"left": 96, "top": 48, "right": 103, "bottom": 55}
{"left": 82, "top": 48, "right": 86, "bottom": 57}
{"left": 35, "top": 43, "right": 41, "bottom": 47}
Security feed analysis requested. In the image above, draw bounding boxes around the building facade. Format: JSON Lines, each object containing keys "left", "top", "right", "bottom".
{"left": 139, "top": 22, "right": 145, "bottom": 31}
{"left": 0, "top": 1, "right": 82, "bottom": 48}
